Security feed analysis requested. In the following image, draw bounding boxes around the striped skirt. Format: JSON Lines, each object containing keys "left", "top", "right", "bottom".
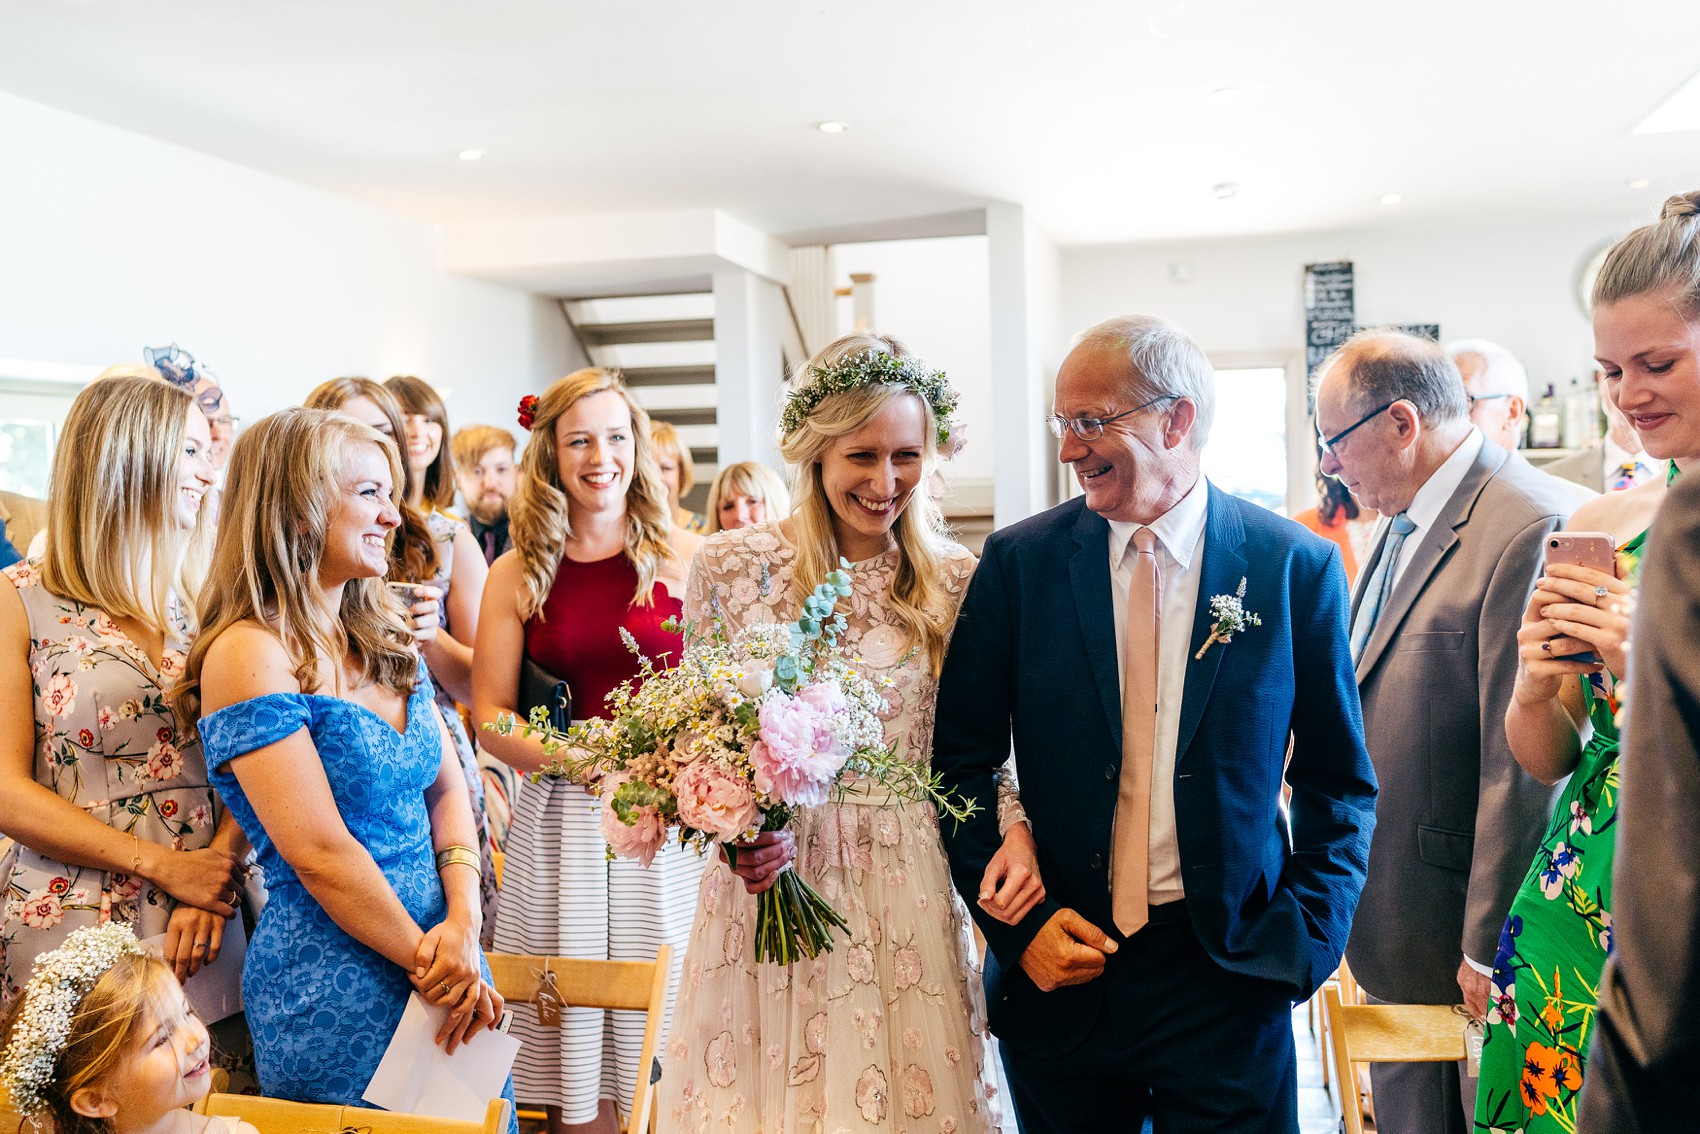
{"left": 492, "top": 775, "right": 705, "bottom": 1122}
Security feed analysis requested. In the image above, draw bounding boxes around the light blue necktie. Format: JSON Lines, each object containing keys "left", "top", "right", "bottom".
{"left": 1351, "top": 512, "right": 1417, "bottom": 663}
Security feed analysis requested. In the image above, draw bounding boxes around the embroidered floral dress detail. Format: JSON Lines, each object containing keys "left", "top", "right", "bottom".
{"left": 658, "top": 523, "right": 1021, "bottom": 1134}
{"left": 0, "top": 559, "right": 215, "bottom": 1008}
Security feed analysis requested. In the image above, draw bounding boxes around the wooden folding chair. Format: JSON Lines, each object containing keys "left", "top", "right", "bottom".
{"left": 1310, "top": 957, "right": 1364, "bottom": 1090}
{"left": 485, "top": 947, "right": 672, "bottom": 1134}
{"left": 193, "top": 1092, "right": 509, "bottom": 1133}
{"left": 1323, "top": 985, "right": 1470, "bottom": 1134}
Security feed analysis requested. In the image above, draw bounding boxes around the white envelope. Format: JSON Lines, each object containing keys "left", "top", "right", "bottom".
{"left": 142, "top": 918, "right": 247, "bottom": 1024}
{"left": 361, "top": 992, "right": 519, "bottom": 1123}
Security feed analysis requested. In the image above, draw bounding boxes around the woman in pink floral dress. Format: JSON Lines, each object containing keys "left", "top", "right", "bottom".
{"left": 0, "top": 376, "right": 248, "bottom": 1017}
{"left": 658, "top": 336, "right": 1043, "bottom": 1134}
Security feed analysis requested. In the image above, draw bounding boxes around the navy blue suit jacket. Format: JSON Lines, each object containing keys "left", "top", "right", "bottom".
{"left": 932, "top": 487, "right": 1378, "bottom": 1054}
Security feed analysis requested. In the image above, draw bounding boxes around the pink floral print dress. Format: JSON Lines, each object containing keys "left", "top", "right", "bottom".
{"left": 0, "top": 559, "right": 219, "bottom": 1007}
{"left": 658, "top": 524, "right": 1023, "bottom": 1134}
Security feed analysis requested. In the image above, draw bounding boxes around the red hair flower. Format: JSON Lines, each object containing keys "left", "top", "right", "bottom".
{"left": 517, "top": 394, "right": 539, "bottom": 431}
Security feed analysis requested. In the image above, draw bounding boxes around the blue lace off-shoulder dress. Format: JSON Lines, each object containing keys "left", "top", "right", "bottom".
{"left": 201, "top": 661, "right": 515, "bottom": 1131}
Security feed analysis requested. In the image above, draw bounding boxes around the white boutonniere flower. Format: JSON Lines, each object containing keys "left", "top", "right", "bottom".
{"left": 1194, "top": 577, "right": 1262, "bottom": 661}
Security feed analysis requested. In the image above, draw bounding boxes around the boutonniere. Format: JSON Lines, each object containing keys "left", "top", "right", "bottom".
{"left": 1195, "top": 578, "right": 1262, "bottom": 661}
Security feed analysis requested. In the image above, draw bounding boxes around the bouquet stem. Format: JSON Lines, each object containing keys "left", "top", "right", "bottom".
{"left": 752, "top": 864, "right": 850, "bottom": 964}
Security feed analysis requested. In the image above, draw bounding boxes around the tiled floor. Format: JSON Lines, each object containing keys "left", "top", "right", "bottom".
{"left": 1295, "top": 1001, "right": 1346, "bottom": 1134}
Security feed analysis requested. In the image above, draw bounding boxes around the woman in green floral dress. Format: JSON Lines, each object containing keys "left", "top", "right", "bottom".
{"left": 1477, "top": 188, "right": 1700, "bottom": 1133}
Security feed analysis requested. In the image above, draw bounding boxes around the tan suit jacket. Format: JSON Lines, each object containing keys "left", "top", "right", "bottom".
{"left": 0, "top": 491, "right": 47, "bottom": 555}
{"left": 1345, "top": 439, "right": 1575, "bottom": 1005}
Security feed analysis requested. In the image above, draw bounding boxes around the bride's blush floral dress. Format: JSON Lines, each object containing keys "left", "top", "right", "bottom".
{"left": 658, "top": 524, "right": 1023, "bottom": 1134}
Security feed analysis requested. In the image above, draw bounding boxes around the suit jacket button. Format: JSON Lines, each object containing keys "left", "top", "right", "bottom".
{"left": 1090, "top": 853, "right": 1103, "bottom": 869}
{"left": 1103, "top": 764, "right": 1116, "bottom": 780}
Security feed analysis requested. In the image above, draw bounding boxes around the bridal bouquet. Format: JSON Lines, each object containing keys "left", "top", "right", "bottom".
{"left": 489, "top": 564, "right": 978, "bottom": 964}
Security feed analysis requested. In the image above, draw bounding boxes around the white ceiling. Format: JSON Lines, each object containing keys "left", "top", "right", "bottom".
{"left": 4, "top": 0, "right": 1699, "bottom": 246}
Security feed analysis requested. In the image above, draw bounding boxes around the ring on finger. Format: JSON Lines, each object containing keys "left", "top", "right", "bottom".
{"left": 1594, "top": 585, "right": 1609, "bottom": 597}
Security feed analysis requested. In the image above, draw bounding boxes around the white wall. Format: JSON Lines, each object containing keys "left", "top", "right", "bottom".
{"left": 834, "top": 235, "right": 995, "bottom": 489}
{"left": 0, "top": 91, "right": 579, "bottom": 446}
{"left": 1059, "top": 212, "right": 1652, "bottom": 396}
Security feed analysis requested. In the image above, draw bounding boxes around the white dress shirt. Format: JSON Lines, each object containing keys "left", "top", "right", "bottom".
{"left": 1107, "top": 475, "right": 1210, "bottom": 905}
{"left": 1384, "top": 428, "right": 1485, "bottom": 592}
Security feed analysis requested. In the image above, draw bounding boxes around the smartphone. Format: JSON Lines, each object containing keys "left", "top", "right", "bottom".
{"left": 496, "top": 1009, "right": 513, "bottom": 1035}
{"left": 1542, "top": 532, "right": 1616, "bottom": 664}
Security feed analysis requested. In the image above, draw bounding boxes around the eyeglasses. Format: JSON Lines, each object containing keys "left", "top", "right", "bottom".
{"left": 1317, "top": 401, "right": 1394, "bottom": 456}
{"left": 1467, "top": 393, "right": 1514, "bottom": 409}
{"left": 1047, "top": 394, "right": 1179, "bottom": 441}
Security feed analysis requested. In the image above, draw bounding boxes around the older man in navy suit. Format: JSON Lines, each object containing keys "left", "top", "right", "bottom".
{"left": 933, "top": 315, "right": 1378, "bottom": 1133}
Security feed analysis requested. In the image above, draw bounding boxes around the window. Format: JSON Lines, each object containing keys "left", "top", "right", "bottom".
{"left": 0, "top": 379, "right": 81, "bottom": 500}
{"left": 1203, "top": 366, "right": 1290, "bottom": 515}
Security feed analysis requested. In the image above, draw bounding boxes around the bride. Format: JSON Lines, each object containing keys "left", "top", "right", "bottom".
{"left": 658, "top": 334, "right": 1041, "bottom": 1133}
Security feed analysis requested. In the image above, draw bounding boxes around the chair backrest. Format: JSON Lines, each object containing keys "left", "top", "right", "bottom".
{"left": 193, "top": 1092, "right": 510, "bottom": 1134}
{"left": 1324, "top": 986, "right": 1469, "bottom": 1134}
{"left": 485, "top": 948, "right": 671, "bottom": 1134}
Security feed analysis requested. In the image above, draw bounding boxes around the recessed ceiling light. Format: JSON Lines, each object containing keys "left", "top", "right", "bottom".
{"left": 1213, "top": 182, "right": 1239, "bottom": 200}
{"left": 1633, "top": 69, "right": 1700, "bottom": 134}
{"left": 458, "top": 149, "right": 484, "bottom": 162}
{"left": 1628, "top": 178, "right": 1652, "bottom": 189}
{"left": 816, "top": 121, "right": 850, "bottom": 135}
{"left": 1380, "top": 193, "right": 1403, "bottom": 206}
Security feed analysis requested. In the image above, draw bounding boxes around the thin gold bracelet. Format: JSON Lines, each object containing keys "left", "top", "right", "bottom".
{"left": 130, "top": 833, "right": 143, "bottom": 877}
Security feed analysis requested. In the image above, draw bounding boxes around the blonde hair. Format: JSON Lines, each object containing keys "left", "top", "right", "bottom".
{"left": 707, "top": 461, "right": 792, "bottom": 532}
{"left": 780, "top": 333, "right": 957, "bottom": 674}
{"left": 305, "top": 377, "right": 438, "bottom": 583}
{"left": 40, "top": 375, "right": 212, "bottom": 637}
{"left": 649, "top": 419, "right": 694, "bottom": 496}
{"left": 1594, "top": 190, "right": 1700, "bottom": 318}
{"left": 509, "top": 369, "right": 675, "bottom": 618}
{"left": 0, "top": 952, "right": 177, "bottom": 1134}
{"left": 450, "top": 424, "right": 518, "bottom": 475}
{"left": 385, "top": 375, "right": 456, "bottom": 511}
{"left": 176, "top": 408, "right": 418, "bottom": 723}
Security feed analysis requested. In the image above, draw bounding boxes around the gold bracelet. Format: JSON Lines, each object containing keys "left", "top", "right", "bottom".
{"left": 130, "top": 833, "right": 143, "bottom": 877}
{"left": 435, "top": 845, "right": 481, "bottom": 874}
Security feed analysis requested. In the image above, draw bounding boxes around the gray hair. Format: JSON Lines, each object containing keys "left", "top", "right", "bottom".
{"left": 1326, "top": 329, "right": 1469, "bottom": 426}
{"left": 1072, "top": 314, "right": 1217, "bottom": 448}
{"left": 1445, "top": 338, "right": 1528, "bottom": 401}
{"left": 1593, "top": 190, "right": 1700, "bottom": 319}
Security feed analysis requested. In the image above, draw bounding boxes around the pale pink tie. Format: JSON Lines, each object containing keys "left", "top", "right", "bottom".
{"left": 1112, "top": 527, "right": 1160, "bottom": 936}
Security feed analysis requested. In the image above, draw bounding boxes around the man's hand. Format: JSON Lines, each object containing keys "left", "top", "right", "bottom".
{"left": 1018, "top": 909, "right": 1118, "bottom": 991}
{"left": 1457, "top": 958, "right": 1491, "bottom": 1021}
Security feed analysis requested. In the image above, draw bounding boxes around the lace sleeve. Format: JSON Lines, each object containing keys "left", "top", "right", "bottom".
{"left": 995, "top": 757, "right": 1028, "bottom": 835}
{"left": 683, "top": 540, "right": 716, "bottom": 627}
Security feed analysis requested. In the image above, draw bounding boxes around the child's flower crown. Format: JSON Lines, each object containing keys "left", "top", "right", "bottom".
{"left": 0, "top": 924, "right": 146, "bottom": 1116}
{"left": 781, "top": 351, "right": 963, "bottom": 457}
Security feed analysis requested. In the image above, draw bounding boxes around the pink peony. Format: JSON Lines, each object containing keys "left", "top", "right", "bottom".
{"left": 599, "top": 775, "right": 669, "bottom": 868}
{"left": 674, "top": 760, "right": 761, "bottom": 841}
{"left": 753, "top": 696, "right": 847, "bottom": 807}
{"left": 795, "top": 680, "right": 848, "bottom": 717}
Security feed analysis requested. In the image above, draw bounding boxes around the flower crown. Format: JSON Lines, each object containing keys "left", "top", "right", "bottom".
{"left": 0, "top": 924, "right": 147, "bottom": 1117}
{"left": 781, "top": 351, "right": 963, "bottom": 456}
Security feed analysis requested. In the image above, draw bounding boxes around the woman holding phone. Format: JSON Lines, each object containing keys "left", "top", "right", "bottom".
{"left": 1477, "top": 190, "right": 1700, "bottom": 1132}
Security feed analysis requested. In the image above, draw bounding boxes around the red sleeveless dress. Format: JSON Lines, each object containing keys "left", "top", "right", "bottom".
{"left": 523, "top": 551, "right": 683, "bottom": 722}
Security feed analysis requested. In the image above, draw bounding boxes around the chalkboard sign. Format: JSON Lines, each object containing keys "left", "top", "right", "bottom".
{"left": 1361, "top": 322, "right": 1442, "bottom": 341}
{"left": 1304, "top": 261, "right": 1355, "bottom": 385}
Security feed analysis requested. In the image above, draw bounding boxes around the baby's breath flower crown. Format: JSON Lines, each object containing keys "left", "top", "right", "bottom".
{"left": 0, "top": 923, "right": 146, "bottom": 1116}
{"left": 781, "top": 350, "right": 961, "bottom": 453}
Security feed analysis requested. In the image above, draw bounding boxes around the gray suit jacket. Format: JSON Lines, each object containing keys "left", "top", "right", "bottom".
{"left": 1577, "top": 473, "right": 1700, "bottom": 1131}
{"left": 1536, "top": 446, "right": 1606, "bottom": 494}
{"left": 1345, "top": 439, "right": 1574, "bottom": 1005}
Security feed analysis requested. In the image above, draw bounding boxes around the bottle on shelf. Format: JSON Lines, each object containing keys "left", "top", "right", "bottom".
{"left": 1563, "top": 376, "right": 1601, "bottom": 450}
{"left": 1529, "top": 384, "right": 1563, "bottom": 449}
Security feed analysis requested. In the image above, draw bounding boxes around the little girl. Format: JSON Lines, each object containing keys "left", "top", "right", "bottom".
{"left": 0, "top": 925, "right": 259, "bottom": 1134}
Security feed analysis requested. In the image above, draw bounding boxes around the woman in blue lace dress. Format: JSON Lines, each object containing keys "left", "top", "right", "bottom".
{"left": 174, "top": 408, "right": 514, "bottom": 1130}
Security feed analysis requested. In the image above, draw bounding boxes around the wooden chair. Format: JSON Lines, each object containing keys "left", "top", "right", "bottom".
{"left": 1323, "top": 985, "right": 1470, "bottom": 1134}
{"left": 485, "top": 947, "right": 672, "bottom": 1134}
{"left": 1309, "top": 958, "right": 1364, "bottom": 1090}
{"left": 193, "top": 1093, "right": 509, "bottom": 1133}
{"left": 491, "top": 850, "right": 504, "bottom": 888}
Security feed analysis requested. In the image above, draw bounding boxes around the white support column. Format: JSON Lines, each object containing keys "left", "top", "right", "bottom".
{"left": 986, "top": 202, "right": 1062, "bottom": 530}
{"left": 713, "top": 268, "right": 787, "bottom": 472}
